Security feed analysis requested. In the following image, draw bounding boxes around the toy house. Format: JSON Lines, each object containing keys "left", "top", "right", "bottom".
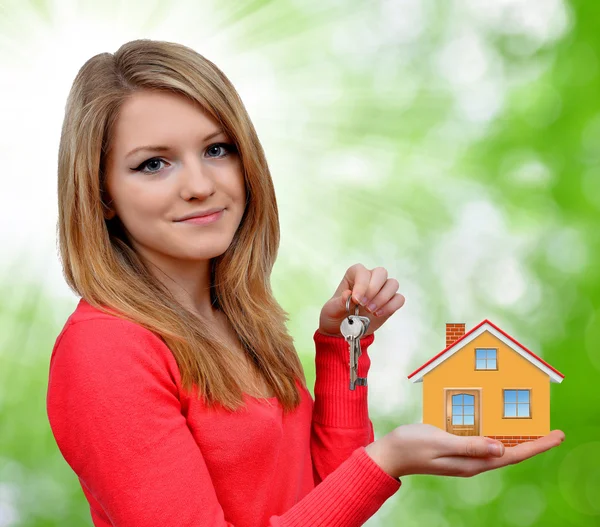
{"left": 408, "top": 320, "right": 564, "bottom": 447}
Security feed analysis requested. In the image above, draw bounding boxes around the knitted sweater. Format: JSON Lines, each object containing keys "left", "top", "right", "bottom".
{"left": 46, "top": 298, "right": 401, "bottom": 526}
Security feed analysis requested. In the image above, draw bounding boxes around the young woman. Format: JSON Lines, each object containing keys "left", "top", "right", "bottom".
{"left": 46, "top": 39, "right": 565, "bottom": 527}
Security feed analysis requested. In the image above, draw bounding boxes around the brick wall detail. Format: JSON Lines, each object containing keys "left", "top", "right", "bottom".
{"left": 486, "top": 435, "right": 542, "bottom": 447}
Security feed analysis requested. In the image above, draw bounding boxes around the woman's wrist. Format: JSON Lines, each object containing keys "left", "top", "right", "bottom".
{"left": 365, "top": 439, "right": 399, "bottom": 480}
{"left": 316, "top": 328, "right": 342, "bottom": 338}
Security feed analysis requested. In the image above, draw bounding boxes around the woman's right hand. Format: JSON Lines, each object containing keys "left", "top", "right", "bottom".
{"left": 364, "top": 424, "right": 565, "bottom": 479}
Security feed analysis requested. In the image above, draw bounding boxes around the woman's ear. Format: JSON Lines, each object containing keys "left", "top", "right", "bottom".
{"left": 102, "top": 198, "right": 116, "bottom": 220}
{"left": 101, "top": 187, "right": 115, "bottom": 220}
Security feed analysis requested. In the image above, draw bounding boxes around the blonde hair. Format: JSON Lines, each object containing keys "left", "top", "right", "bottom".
{"left": 57, "top": 38, "right": 307, "bottom": 413}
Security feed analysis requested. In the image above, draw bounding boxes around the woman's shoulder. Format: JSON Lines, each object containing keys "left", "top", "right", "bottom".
{"left": 66, "top": 296, "right": 128, "bottom": 325}
{"left": 49, "top": 298, "right": 180, "bottom": 388}
{"left": 53, "top": 297, "right": 166, "bottom": 355}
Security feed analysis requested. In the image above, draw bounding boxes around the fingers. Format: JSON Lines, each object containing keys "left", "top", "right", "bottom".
{"left": 499, "top": 430, "right": 565, "bottom": 465}
{"left": 339, "top": 289, "right": 353, "bottom": 314}
{"left": 372, "top": 292, "right": 406, "bottom": 317}
{"left": 473, "top": 433, "right": 564, "bottom": 474}
{"left": 349, "top": 265, "right": 402, "bottom": 309}
{"left": 447, "top": 435, "right": 506, "bottom": 459}
{"left": 325, "top": 289, "right": 353, "bottom": 320}
{"left": 359, "top": 267, "right": 388, "bottom": 309}
{"left": 341, "top": 264, "right": 406, "bottom": 321}
{"left": 364, "top": 275, "right": 398, "bottom": 314}
{"left": 439, "top": 430, "right": 565, "bottom": 477}
{"left": 347, "top": 264, "right": 371, "bottom": 306}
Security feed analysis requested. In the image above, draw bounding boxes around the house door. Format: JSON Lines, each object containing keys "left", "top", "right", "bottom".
{"left": 446, "top": 390, "right": 480, "bottom": 436}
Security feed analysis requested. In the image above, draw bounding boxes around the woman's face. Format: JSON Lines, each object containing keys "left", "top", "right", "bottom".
{"left": 104, "top": 90, "right": 246, "bottom": 267}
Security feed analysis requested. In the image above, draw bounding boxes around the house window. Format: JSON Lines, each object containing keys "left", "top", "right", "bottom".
{"left": 452, "top": 394, "right": 475, "bottom": 425}
{"left": 475, "top": 348, "right": 497, "bottom": 370}
{"left": 504, "top": 389, "right": 530, "bottom": 418}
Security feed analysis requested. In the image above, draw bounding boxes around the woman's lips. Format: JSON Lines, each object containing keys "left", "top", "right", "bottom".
{"left": 178, "top": 209, "right": 224, "bottom": 225}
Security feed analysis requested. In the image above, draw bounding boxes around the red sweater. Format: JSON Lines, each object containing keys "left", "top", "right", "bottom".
{"left": 46, "top": 298, "right": 401, "bottom": 526}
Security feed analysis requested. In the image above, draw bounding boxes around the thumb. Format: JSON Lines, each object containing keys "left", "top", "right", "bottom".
{"left": 455, "top": 436, "right": 505, "bottom": 458}
{"left": 323, "top": 289, "right": 353, "bottom": 320}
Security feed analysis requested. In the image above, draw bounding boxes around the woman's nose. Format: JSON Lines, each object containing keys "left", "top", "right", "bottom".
{"left": 178, "top": 157, "right": 216, "bottom": 200}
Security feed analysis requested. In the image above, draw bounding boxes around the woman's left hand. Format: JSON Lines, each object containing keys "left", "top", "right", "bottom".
{"left": 318, "top": 263, "right": 406, "bottom": 338}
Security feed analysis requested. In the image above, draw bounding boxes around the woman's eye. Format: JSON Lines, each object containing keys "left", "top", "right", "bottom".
{"left": 206, "top": 143, "right": 237, "bottom": 158}
{"left": 133, "top": 157, "right": 167, "bottom": 174}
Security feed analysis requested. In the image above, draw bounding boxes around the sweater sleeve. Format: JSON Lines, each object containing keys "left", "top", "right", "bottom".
{"left": 311, "top": 329, "right": 384, "bottom": 485}
{"left": 47, "top": 318, "right": 400, "bottom": 527}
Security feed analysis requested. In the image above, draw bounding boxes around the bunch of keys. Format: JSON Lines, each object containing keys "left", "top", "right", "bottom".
{"left": 340, "top": 295, "right": 371, "bottom": 390}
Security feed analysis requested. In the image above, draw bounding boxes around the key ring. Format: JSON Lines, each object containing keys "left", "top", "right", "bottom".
{"left": 345, "top": 295, "right": 360, "bottom": 317}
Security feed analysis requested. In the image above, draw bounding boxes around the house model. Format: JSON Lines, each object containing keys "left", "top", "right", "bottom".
{"left": 407, "top": 320, "right": 564, "bottom": 447}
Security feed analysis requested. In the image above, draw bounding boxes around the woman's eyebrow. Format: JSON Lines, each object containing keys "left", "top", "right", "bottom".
{"left": 125, "top": 128, "right": 226, "bottom": 159}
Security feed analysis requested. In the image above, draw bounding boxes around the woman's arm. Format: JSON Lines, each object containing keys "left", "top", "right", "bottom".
{"left": 47, "top": 318, "right": 399, "bottom": 527}
{"left": 310, "top": 329, "right": 377, "bottom": 485}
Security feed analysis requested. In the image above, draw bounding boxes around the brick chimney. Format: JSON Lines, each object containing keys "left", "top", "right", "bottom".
{"left": 446, "top": 323, "right": 465, "bottom": 348}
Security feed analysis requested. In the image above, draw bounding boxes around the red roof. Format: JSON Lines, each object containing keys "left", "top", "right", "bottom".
{"left": 407, "top": 318, "right": 565, "bottom": 380}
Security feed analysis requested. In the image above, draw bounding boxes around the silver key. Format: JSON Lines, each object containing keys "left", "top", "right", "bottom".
{"left": 349, "top": 315, "right": 370, "bottom": 355}
{"left": 341, "top": 295, "right": 370, "bottom": 390}
{"left": 340, "top": 314, "right": 369, "bottom": 390}
{"left": 340, "top": 315, "right": 362, "bottom": 389}
{"left": 356, "top": 315, "right": 371, "bottom": 335}
{"left": 350, "top": 315, "right": 370, "bottom": 389}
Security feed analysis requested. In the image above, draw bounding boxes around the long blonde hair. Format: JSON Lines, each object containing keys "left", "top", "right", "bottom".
{"left": 57, "top": 38, "right": 307, "bottom": 413}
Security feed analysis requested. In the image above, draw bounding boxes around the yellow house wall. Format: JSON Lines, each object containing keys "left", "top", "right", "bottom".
{"left": 422, "top": 331, "right": 550, "bottom": 436}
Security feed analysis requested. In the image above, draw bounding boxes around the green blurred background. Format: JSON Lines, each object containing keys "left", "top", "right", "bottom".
{"left": 0, "top": 0, "right": 598, "bottom": 525}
